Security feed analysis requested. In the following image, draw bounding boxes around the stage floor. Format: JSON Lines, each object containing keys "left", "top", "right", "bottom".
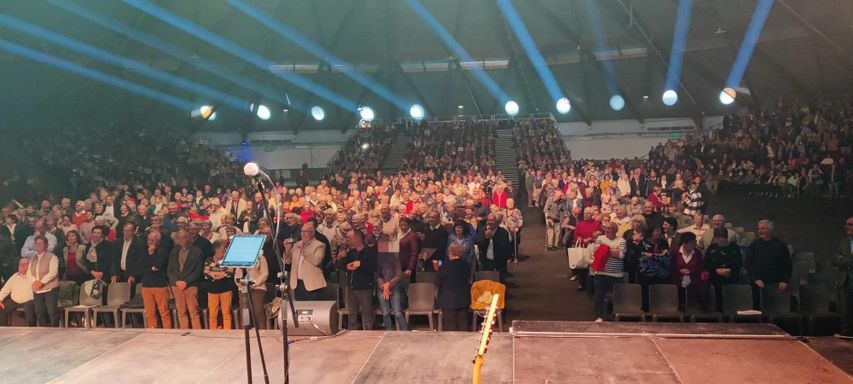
{"left": 0, "top": 322, "right": 849, "bottom": 383}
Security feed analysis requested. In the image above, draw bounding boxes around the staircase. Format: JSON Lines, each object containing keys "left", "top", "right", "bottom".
{"left": 494, "top": 128, "right": 519, "bottom": 187}
{"left": 381, "top": 131, "right": 412, "bottom": 172}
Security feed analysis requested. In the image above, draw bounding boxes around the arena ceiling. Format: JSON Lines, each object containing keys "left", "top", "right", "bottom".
{"left": 1, "top": 0, "right": 852, "bottom": 133}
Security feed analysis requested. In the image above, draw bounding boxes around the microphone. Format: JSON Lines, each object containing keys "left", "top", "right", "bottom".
{"left": 243, "top": 162, "right": 268, "bottom": 178}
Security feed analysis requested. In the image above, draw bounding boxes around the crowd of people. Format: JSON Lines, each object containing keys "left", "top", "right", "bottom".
{"left": 1, "top": 99, "right": 851, "bottom": 334}
{"left": 0, "top": 118, "right": 528, "bottom": 332}
{"left": 400, "top": 119, "right": 498, "bottom": 174}
{"left": 327, "top": 122, "right": 400, "bottom": 176}
{"left": 650, "top": 101, "right": 851, "bottom": 198}
{"left": 0, "top": 124, "right": 247, "bottom": 204}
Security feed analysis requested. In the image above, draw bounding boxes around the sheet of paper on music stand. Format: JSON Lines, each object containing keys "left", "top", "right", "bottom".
{"left": 221, "top": 235, "right": 266, "bottom": 267}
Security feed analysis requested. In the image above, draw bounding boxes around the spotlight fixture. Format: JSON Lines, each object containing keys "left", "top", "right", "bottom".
{"left": 190, "top": 105, "right": 216, "bottom": 121}
{"left": 609, "top": 95, "right": 625, "bottom": 111}
{"left": 409, "top": 104, "right": 425, "bottom": 120}
{"left": 555, "top": 97, "right": 571, "bottom": 115}
{"left": 311, "top": 106, "right": 325, "bottom": 121}
{"left": 719, "top": 88, "right": 736, "bottom": 105}
{"left": 256, "top": 104, "right": 271, "bottom": 120}
{"left": 662, "top": 90, "right": 678, "bottom": 106}
{"left": 505, "top": 100, "right": 519, "bottom": 116}
{"left": 359, "top": 106, "right": 375, "bottom": 122}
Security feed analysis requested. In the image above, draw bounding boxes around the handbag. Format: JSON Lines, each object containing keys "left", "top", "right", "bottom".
{"left": 591, "top": 244, "right": 611, "bottom": 273}
{"left": 567, "top": 240, "right": 592, "bottom": 270}
{"left": 89, "top": 279, "right": 105, "bottom": 300}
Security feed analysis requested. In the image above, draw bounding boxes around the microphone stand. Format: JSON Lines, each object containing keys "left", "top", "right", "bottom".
{"left": 254, "top": 176, "right": 298, "bottom": 384}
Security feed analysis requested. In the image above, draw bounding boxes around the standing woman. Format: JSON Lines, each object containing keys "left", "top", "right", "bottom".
{"left": 670, "top": 232, "right": 710, "bottom": 310}
{"left": 136, "top": 231, "right": 171, "bottom": 328}
{"left": 204, "top": 240, "right": 236, "bottom": 330}
{"left": 447, "top": 220, "right": 475, "bottom": 268}
{"left": 28, "top": 237, "right": 60, "bottom": 326}
{"left": 60, "top": 230, "right": 88, "bottom": 284}
{"left": 503, "top": 198, "right": 524, "bottom": 263}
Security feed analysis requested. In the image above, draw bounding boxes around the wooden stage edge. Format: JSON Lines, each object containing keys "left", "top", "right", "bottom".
{"left": 0, "top": 322, "right": 850, "bottom": 383}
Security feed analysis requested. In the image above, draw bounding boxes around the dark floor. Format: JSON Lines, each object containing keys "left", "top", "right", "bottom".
{"left": 504, "top": 202, "right": 594, "bottom": 323}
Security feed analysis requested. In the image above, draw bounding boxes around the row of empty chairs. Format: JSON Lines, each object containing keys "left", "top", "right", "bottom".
{"left": 611, "top": 283, "right": 839, "bottom": 335}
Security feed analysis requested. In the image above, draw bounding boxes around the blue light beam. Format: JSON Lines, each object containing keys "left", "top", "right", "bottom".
{"left": 498, "top": 0, "right": 566, "bottom": 106}
{"left": 664, "top": 0, "right": 693, "bottom": 92}
{"left": 583, "top": 0, "right": 620, "bottom": 97}
{"left": 0, "top": 14, "right": 248, "bottom": 110}
{"left": 406, "top": 0, "right": 511, "bottom": 104}
{"left": 48, "top": 0, "right": 306, "bottom": 113}
{"left": 228, "top": 0, "right": 412, "bottom": 112}
{"left": 0, "top": 38, "right": 195, "bottom": 110}
{"left": 123, "top": 0, "right": 357, "bottom": 112}
{"left": 726, "top": 0, "right": 775, "bottom": 88}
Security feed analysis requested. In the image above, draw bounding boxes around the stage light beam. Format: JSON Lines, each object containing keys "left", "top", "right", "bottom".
{"left": 725, "top": 0, "right": 775, "bottom": 90}
{"left": 123, "top": 0, "right": 358, "bottom": 112}
{"left": 664, "top": 0, "right": 694, "bottom": 97}
{"left": 407, "top": 0, "right": 511, "bottom": 106}
{"left": 498, "top": 0, "right": 570, "bottom": 115}
{"left": 0, "top": 38, "right": 195, "bottom": 111}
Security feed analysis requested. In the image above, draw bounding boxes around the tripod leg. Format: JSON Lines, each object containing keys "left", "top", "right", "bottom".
{"left": 245, "top": 288, "right": 270, "bottom": 384}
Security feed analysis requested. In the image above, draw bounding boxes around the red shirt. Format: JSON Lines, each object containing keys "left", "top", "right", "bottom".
{"left": 66, "top": 248, "right": 85, "bottom": 277}
{"left": 491, "top": 191, "right": 508, "bottom": 209}
{"left": 575, "top": 219, "right": 601, "bottom": 245}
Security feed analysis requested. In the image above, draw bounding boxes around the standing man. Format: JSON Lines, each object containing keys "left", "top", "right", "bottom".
{"left": 113, "top": 222, "right": 145, "bottom": 283}
{"left": 285, "top": 222, "right": 327, "bottom": 300}
{"left": 397, "top": 218, "right": 420, "bottom": 283}
{"left": 543, "top": 191, "right": 567, "bottom": 251}
{"left": 28, "top": 237, "right": 60, "bottom": 326}
{"left": 421, "top": 210, "right": 449, "bottom": 271}
{"left": 167, "top": 230, "right": 204, "bottom": 329}
{"left": 832, "top": 216, "right": 853, "bottom": 336}
{"left": 337, "top": 230, "right": 377, "bottom": 330}
{"left": 745, "top": 220, "right": 792, "bottom": 308}
{"left": 476, "top": 214, "right": 511, "bottom": 283}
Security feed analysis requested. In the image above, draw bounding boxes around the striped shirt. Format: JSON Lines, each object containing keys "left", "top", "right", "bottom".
{"left": 593, "top": 235, "right": 627, "bottom": 278}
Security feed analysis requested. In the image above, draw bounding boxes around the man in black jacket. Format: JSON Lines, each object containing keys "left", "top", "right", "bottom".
{"left": 435, "top": 242, "right": 471, "bottom": 331}
{"left": 112, "top": 222, "right": 146, "bottom": 284}
{"left": 745, "top": 220, "right": 792, "bottom": 308}
{"left": 135, "top": 231, "right": 171, "bottom": 328}
{"left": 420, "top": 210, "right": 448, "bottom": 271}
{"left": 705, "top": 228, "right": 743, "bottom": 311}
{"left": 337, "top": 229, "right": 377, "bottom": 330}
{"left": 475, "top": 214, "right": 511, "bottom": 283}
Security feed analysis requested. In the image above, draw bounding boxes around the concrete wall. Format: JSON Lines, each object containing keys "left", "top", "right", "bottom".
{"left": 564, "top": 135, "right": 671, "bottom": 160}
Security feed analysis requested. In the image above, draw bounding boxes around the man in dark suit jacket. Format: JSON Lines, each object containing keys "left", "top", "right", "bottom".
{"left": 112, "top": 222, "right": 146, "bottom": 283}
{"left": 475, "top": 214, "right": 511, "bottom": 283}
{"left": 167, "top": 230, "right": 204, "bottom": 329}
{"left": 435, "top": 242, "right": 471, "bottom": 332}
{"left": 83, "top": 225, "right": 113, "bottom": 282}
{"left": 833, "top": 216, "right": 853, "bottom": 336}
{"left": 420, "top": 210, "right": 449, "bottom": 270}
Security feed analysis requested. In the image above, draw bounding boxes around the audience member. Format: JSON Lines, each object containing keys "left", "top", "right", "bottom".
{"left": 0, "top": 259, "right": 35, "bottom": 326}
{"left": 137, "top": 231, "right": 171, "bottom": 329}
{"left": 338, "top": 229, "right": 377, "bottom": 330}
{"left": 436, "top": 243, "right": 471, "bottom": 332}
{"left": 29, "top": 237, "right": 60, "bottom": 327}
{"left": 745, "top": 220, "right": 792, "bottom": 308}
{"left": 168, "top": 230, "right": 204, "bottom": 329}
{"left": 833, "top": 216, "right": 853, "bottom": 336}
